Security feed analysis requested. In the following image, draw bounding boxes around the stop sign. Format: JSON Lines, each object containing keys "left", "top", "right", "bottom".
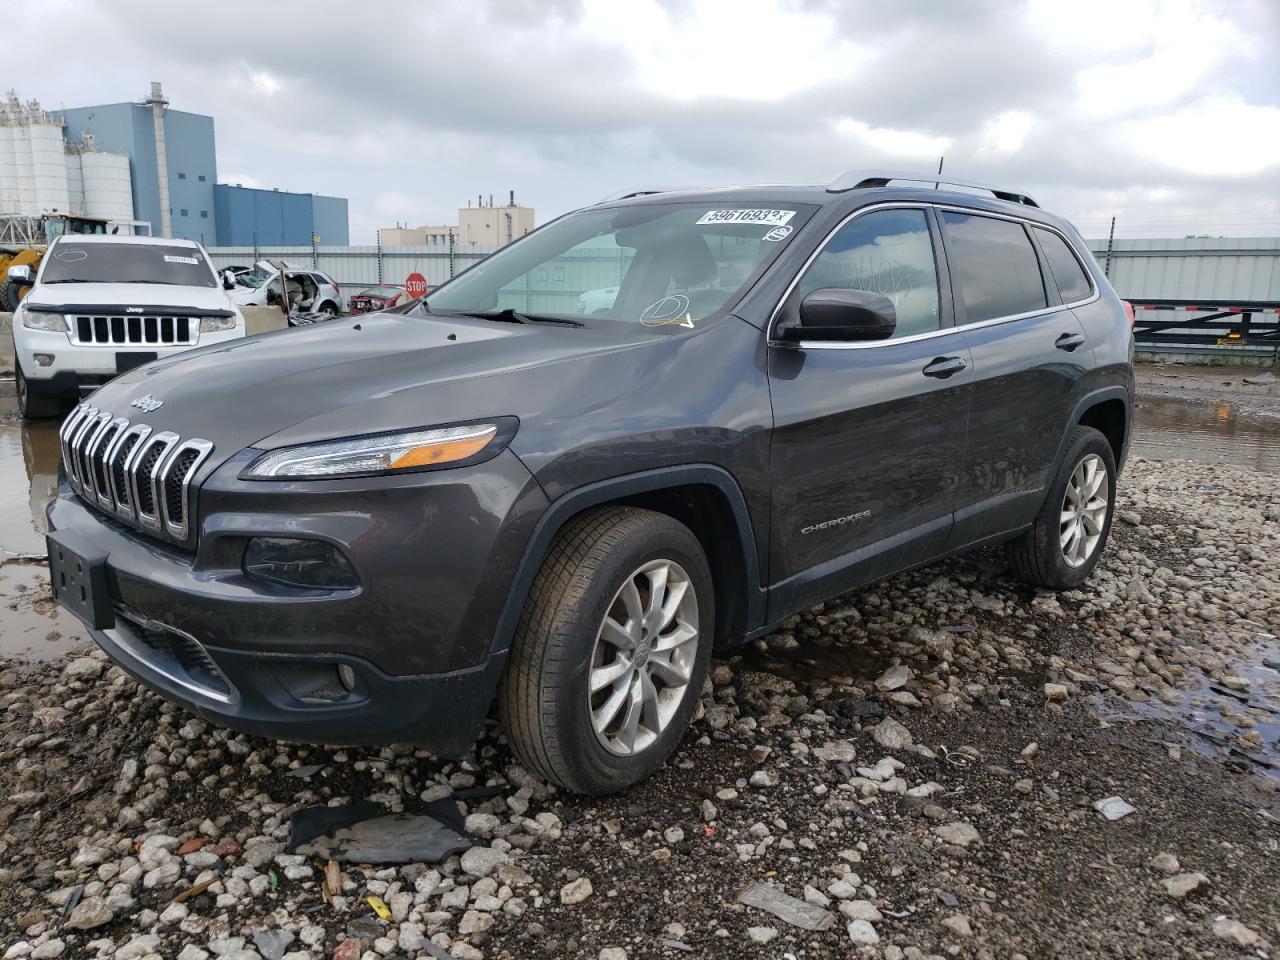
{"left": 406, "top": 272, "right": 428, "bottom": 299}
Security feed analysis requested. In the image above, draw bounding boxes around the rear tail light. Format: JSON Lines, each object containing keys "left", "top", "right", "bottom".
{"left": 1122, "top": 300, "right": 1135, "bottom": 328}
{"left": 332, "top": 281, "right": 341, "bottom": 294}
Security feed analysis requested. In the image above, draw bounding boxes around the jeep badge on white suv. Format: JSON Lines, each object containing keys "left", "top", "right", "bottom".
{"left": 10, "top": 235, "right": 247, "bottom": 419}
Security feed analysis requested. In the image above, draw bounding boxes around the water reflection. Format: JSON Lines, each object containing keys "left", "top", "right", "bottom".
{"left": 1132, "top": 396, "right": 1280, "bottom": 474}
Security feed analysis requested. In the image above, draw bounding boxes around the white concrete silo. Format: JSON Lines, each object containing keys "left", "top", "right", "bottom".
{"left": 65, "top": 149, "right": 84, "bottom": 214}
{"left": 29, "top": 105, "right": 70, "bottom": 214}
{"left": 81, "top": 150, "right": 134, "bottom": 225}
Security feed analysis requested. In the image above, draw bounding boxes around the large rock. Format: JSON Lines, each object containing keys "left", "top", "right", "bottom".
{"left": 64, "top": 896, "right": 112, "bottom": 930}
{"left": 459, "top": 846, "right": 508, "bottom": 878}
{"left": 870, "top": 717, "right": 913, "bottom": 750}
{"left": 560, "top": 877, "right": 593, "bottom": 905}
{"left": 933, "top": 822, "right": 981, "bottom": 848}
{"left": 1162, "top": 872, "right": 1209, "bottom": 898}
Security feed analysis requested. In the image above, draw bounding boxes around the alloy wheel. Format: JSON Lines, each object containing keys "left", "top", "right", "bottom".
{"left": 588, "top": 558, "right": 700, "bottom": 756}
{"left": 1060, "top": 453, "right": 1108, "bottom": 567}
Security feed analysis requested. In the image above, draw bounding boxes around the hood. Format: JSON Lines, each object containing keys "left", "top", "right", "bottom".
{"left": 227, "top": 284, "right": 269, "bottom": 305}
{"left": 84, "top": 312, "right": 667, "bottom": 467}
{"left": 25, "top": 282, "right": 237, "bottom": 313}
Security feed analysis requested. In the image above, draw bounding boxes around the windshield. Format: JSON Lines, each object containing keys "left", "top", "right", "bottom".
{"left": 426, "top": 201, "right": 816, "bottom": 325}
{"left": 41, "top": 242, "right": 216, "bottom": 287}
{"left": 235, "top": 270, "right": 274, "bottom": 289}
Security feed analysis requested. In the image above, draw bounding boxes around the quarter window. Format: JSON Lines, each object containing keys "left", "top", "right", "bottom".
{"left": 1033, "top": 227, "right": 1093, "bottom": 303}
{"left": 792, "top": 209, "right": 941, "bottom": 339}
{"left": 941, "top": 212, "right": 1046, "bottom": 323}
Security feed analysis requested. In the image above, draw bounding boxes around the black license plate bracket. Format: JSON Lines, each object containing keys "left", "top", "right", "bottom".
{"left": 46, "top": 531, "right": 114, "bottom": 630}
{"left": 116, "top": 351, "right": 157, "bottom": 374}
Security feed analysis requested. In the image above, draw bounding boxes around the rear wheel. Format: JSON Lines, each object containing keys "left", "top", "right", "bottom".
{"left": 1006, "top": 425, "right": 1116, "bottom": 589}
{"left": 499, "top": 507, "right": 714, "bottom": 795}
{"left": 14, "top": 350, "right": 63, "bottom": 420}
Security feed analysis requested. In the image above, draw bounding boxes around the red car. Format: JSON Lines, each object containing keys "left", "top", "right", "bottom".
{"left": 348, "top": 284, "right": 407, "bottom": 314}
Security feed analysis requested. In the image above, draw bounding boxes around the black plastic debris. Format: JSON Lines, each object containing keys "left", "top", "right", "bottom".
{"left": 287, "top": 799, "right": 470, "bottom": 865}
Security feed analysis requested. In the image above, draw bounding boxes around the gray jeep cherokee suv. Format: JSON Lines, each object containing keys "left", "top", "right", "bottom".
{"left": 47, "top": 172, "right": 1134, "bottom": 795}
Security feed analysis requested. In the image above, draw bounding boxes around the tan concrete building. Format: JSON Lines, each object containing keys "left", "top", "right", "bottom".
{"left": 380, "top": 193, "right": 534, "bottom": 249}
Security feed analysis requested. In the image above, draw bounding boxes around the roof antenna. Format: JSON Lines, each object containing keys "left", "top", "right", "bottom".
{"left": 935, "top": 156, "right": 944, "bottom": 189}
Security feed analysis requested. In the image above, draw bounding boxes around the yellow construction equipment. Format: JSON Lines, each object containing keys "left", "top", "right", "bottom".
{"left": 1, "top": 213, "right": 111, "bottom": 310}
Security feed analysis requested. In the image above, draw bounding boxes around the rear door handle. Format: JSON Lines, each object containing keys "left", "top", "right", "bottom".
{"left": 922, "top": 356, "right": 967, "bottom": 379}
{"left": 1055, "top": 332, "right": 1086, "bottom": 351}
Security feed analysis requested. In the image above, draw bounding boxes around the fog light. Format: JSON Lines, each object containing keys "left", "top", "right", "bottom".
{"left": 33, "top": 352, "right": 55, "bottom": 367}
{"left": 243, "top": 537, "right": 358, "bottom": 590}
{"left": 337, "top": 664, "right": 357, "bottom": 692}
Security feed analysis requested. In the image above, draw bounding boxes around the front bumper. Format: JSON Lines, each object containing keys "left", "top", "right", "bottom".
{"left": 16, "top": 325, "right": 243, "bottom": 396}
{"left": 47, "top": 448, "right": 549, "bottom": 751}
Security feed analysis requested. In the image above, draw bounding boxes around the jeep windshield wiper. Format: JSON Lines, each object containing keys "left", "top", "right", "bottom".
{"left": 450, "top": 307, "right": 584, "bottom": 328}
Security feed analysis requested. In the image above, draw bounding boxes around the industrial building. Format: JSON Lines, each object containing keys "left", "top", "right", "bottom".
{"left": 213, "top": 184, "right": 348, "bottom": 246}
{"left": 0, "top": 84, "right": 349, "bottom": 244}
{"left": 0, "top": 92, "right": 141, "bottom": 232}
{"left": 380, "top": 192, "right": 534, "bottom": 248}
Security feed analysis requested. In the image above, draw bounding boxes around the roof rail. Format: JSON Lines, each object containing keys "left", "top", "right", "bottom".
{"left": 827, "top": 170, "right": 1039, "bottom": 208}
{"left": 595, "top": 187, "right": 690, "bottom": 204}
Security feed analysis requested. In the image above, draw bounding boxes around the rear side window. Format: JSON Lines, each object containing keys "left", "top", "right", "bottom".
{"left": 1033, "top": 227, "right": 1093, "bottom": 303}
{"left": 941, "top": 212, "right": 1046, "bottom": 323}
{"left": 792, "top": 208, "right": 941, "bottom": 339}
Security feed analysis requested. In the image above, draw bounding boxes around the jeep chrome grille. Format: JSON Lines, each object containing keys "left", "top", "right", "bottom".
{"left": 59, "top": 404, "right": 213, "bottom": 543}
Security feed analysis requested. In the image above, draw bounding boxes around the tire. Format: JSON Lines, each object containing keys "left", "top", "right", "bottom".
{"left": 499, "top": 506, "right": 715, "bottom": 795}
{"left": 319, "top": 302, "right": 338, "bottom": 317}
{"left": 0, "top": 280, "right": 21, "bottom": 312}
{"left": 14, "top": 350, "right": 63, "bottom": 420}
{"left": 1006, "top": 425, "right": 1116, "bottom": 589}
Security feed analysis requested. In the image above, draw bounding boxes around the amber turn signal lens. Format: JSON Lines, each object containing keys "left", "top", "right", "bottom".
{"left": 389, "top": 429, "right": 497, "bottom": 469}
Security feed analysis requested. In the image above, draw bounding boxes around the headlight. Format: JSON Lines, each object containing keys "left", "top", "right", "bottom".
{"left": 242, "top": 420, "right": 512, "bottom": 479}
{"left": 199, "top": 315, "right": 237, "bottom": 333}
{"left": 21, "top": 312, "right": 67, "bottom": 332}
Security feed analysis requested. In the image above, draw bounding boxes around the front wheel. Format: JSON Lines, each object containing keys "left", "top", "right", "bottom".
{"left": 1006, "top": 425, "right": 1116, "bottom": 589}
{"left": 14, "top": 350, "right": 63, "bottom": 420}
{"left": 499, "top": 507, "right": 714, "bottom": 795}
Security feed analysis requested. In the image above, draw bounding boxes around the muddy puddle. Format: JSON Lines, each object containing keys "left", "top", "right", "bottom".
{"left": 0, "top": 397, "right": 84, "bottom": 660}
{"left": 1097, "top": 636, "right": 1280, "bottom": 785}
{"left": 1132, "top": 394, "right": 1280, "bottom": 474}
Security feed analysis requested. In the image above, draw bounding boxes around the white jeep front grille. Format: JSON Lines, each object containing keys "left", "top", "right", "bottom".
{"left": 72, "top": 314, "right": 194, "bottom": 345}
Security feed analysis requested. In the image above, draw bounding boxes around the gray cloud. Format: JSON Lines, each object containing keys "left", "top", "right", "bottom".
{"left": 11, "top": 0, "right": 1280, "bottom": 241}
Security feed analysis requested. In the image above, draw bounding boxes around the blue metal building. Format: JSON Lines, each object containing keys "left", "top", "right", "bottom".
{"left": 58, "top": 101, "right": 217, "bottom": 242}
{"left": 57, "top": 87, "right": 348, "bottom": 245}
{"left": 213, "top": 185, "right": 349, "bottom": 246}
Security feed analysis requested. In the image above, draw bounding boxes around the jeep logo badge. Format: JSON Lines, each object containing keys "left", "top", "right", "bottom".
{"left": 126, "top": 307, "right": 144, "bottom": 314}
{"left": 131, "top": 394, "right": 164, "bottom": 413}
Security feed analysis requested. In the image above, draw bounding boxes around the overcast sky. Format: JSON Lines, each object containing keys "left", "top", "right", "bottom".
{"left": 14, "top": 0, "right": 1280, "bottom": 242}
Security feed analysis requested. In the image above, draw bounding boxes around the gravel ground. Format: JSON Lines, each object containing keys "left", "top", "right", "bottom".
{"left": 2, "top": 456, "right": 1279, "bottom": 960}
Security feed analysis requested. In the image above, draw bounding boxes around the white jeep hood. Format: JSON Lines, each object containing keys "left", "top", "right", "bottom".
{"left": 24, "top": 282, "right": 238, "bottom": 312}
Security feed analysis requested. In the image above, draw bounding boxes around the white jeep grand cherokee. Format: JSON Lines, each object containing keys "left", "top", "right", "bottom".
{"left": 9, "top": 235, "right": 246, "bottom": 419}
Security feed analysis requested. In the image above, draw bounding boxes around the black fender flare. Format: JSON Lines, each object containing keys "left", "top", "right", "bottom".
{"left": 488, "top": 464, "right": 765, "bottom": 657}
{"left": 1049, "top": 386, "right": 1133, "bottom": 483}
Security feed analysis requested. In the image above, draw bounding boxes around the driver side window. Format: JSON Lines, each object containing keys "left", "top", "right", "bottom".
{"left": 794, "top": 209, "right": 941, "bottom": 339}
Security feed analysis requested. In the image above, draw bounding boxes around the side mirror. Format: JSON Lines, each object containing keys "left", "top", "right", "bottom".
{"left": 221, "top": 270, "right": 235, "bottom": 290}
{"left": 778, "top": 288, "right": 897, "bottom": 343}
{"left": 7, "top": 264, "right": 33, "bottom": 283}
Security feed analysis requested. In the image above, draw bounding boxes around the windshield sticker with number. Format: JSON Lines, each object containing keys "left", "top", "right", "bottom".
{"left": 163, "top": 255, "right": 200, "bottom": 265}
{"left": 696, "top": 209, "right": 796, "bottom": 227}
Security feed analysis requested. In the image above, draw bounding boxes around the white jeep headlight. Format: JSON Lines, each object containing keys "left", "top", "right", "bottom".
{"left": 21, "top": 312, "right": 68, "bottom": 333}
{"left": 199, "top": 315, "right": 237, "bottom": 333}
{"left": 242, "top": 422, "right": 509, "bottom": 479}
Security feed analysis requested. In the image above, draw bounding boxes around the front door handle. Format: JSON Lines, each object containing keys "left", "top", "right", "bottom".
{"left": 922, "top": 356, "right": 967, "bottom": 379}
{"left": 1055, "top": 332, "right": 1086, "bottom": 351}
